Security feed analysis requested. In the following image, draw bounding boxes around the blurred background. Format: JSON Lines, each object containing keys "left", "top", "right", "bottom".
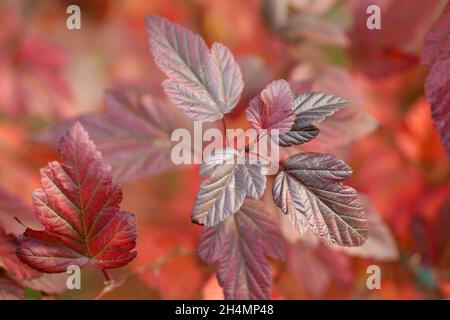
{"left": 0, "top": 0, "right": 448, "bottom": 299}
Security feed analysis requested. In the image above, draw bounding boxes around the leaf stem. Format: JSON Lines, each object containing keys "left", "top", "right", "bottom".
{"left": 101, "top": 269, "right": 113, "bottom": 283}
{"left": 221, "top": 117, "right": 230, "bottom": 146}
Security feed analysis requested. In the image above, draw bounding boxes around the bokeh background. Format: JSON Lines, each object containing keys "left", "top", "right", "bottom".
{"left": 0, "top": 0, "right": 449, "bottom": 299}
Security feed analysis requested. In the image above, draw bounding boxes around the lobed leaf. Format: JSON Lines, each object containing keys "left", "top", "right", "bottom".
{"left": 17, "top": 123, "right": 137, "bottom": 273}
{"left": 246, "top": 79, "right": 295, "bottom": 134}
{"left": 198, "top": 199, "right": 285, "bottom": 300}
{"left": 272, "top": 152, "right": 367, "bottom": 246}
{"left": 146, "top": 15, "right": 243, "bottom": 121}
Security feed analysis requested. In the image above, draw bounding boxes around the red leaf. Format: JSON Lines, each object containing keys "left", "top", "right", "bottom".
{"left": 198, "top": 199, "right": 285, "bottom": 300}
{"left": 422, "top": 3, "right": 450, "bottom": 157}
{"left": 17, "top": 123, "right": 137, "bottom": 273}
{"left": 246, "top": 79, "right": 295, "bottom": 134}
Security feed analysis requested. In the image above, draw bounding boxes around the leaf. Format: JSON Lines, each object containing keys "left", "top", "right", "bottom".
{"left": 290, "top": 64, "right": 377, "bottom": 151}
{"left": 245, "top": 79, "right": 295, "bottom": 134}
{"left": 0, "top": 225, "right": 39, "bottom": 280}
{"left": 342, "top": 197, "right": 399, "bottom": 261}
{"left": 422, "top": 3, "right": 450, "bottom": 157}
{"left": 17, "top": 123, "right": 137, "bottom": 273}
{"left": 35, "top": 89, "right": 190, "bottom": 182}
{"left": 145, "top": 15, "right": 243, "bottom": 121}
{"left": 0, "top": 275, "right": 24, "bottom": 300}
{"left": 275, "top": 92, "right": 350, "bottom": 147}
{"left": 272, "top": 152, "right": 367, "bottom": 246}
{"left": 198, "top": 199, "right": 285, "bottom": 299}
{"left": 192, "top": 148, "right": 266, "bottom": 227}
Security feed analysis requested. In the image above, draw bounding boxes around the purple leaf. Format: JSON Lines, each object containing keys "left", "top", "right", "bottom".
{"left": 198, "top": 199, "right": 285, "bottom": 300}
{"left": 272, "top": 152, "right": 368, "bottom": 247}
{"left": 146, "top": 15, "right": 243, "bottom": 121}
{"left": 246, "top": 79, "right": 295, "bottom": 134}
{"left": 275, "top": 91, "right": 350, "bottom": 146}
{"left": 192, "top": 148, "right": 266, "bottom": 227}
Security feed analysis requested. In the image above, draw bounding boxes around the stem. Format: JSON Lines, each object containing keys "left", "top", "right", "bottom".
{"left": 221, "top": 117, "right": 230, "bottom": 146}
{"left": 101, "top": 269, "right": 113, "bottom": 283}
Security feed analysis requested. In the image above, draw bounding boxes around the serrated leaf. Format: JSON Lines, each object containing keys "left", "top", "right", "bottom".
{"left": 246, "top": 79, "right": 295, "bottom": 134}
{"left": 17, "top": 123, "right": 137, "bottom": 273}
{"left": 422, "top": 3, "right": 450, "bottom": 157}
{"left": 275, "top": 91, "right": 350, "bottom": 146}
{"left": 272, "top": 152, "right": 367, "bottom": 247}
{"left": 198, "top": 199, "right": 285, "bottom": 300}
{"left": 192, "top": 148, "right": 266, "bottom": 227}
{"left": 273, "top": 124, "right": 319, "bottom": 147}
{"left": 0, "top": 225, "right": 39, "bottom": 280}
{"left": 146, "top": 15, "right": 243, "bottom": 121}
{"left": 35, "top": 89, "right": 189, "bottom": 182}
{"left": 292, "top": 92, "right": 351, "bottom": 127}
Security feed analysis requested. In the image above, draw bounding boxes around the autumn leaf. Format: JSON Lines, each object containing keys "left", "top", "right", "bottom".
{"left": 272, "top": 152, "right": 368, "bottom": 246}
{"left": 17, "top": 123, "right": 137, "bottom": 273}
{"left": 422, "top": 2, "right": 450, "bottom": 157}
{"left": 274, "top": 92, "right": 350, "bottom": 147}
{"left": 192, "top": 148, "right": 266, "bottom": 227}
{"left": 198, "top": 199, "right": 285, "bottom": 299}
{"left": 35, "top": 89, "right": 190, "bottom": 182}
{"left": 245, "top": 79, "right": 295, "bottom": 134}
{"left": 146, "top": 15, "right": 243, "bottom": 121}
